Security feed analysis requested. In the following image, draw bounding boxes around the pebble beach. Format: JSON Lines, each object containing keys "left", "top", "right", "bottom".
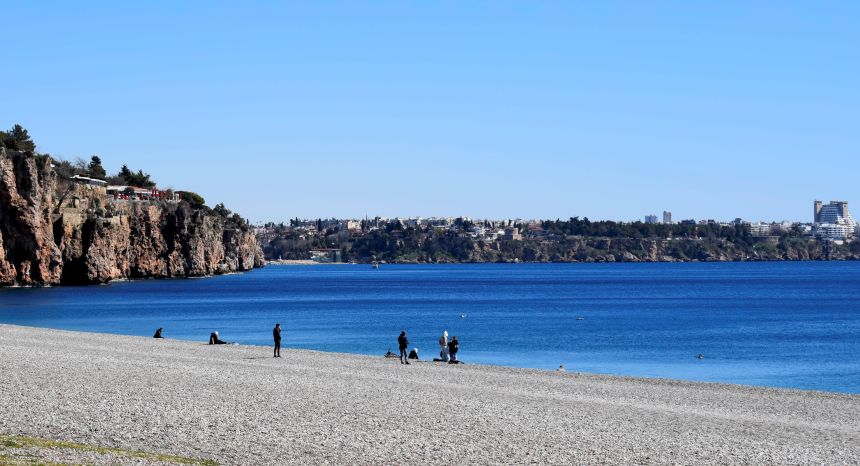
{"left": 1, "top": 324, "right": 859, "bottom": 465}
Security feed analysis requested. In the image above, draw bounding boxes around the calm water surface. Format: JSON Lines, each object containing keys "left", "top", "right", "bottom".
{"left": 2, "top": 262, "right": 859, "bottom": 393}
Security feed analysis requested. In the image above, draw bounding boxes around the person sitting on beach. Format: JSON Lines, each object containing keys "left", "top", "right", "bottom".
{"left": 408, "top": 348, "right": 419, "bottom": 360}
{"left": 153, "top": 328, "right": 164, "bottom": 339}
{"left": 209, "top": 331, "right": 226, "bottom": 345}
{"left": 398, "top": 331, "right": 410, "bottom": 365}
{"left": 448, "top": 336, "right": 460, "bottom": 364}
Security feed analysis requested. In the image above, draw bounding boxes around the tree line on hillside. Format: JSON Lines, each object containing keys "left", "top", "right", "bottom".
{"left": 2, "top": 125, "right": 155, "bottom": 187}
{"left": 261, "top": 216, "right": 858, "bottom": 263}
{"left": 3, "top": 124, "right": 248, "bottom": 230}
{"left": 53, "top": 156, "right": 156, "bottom": 189}
{"left": 541, "top": 217, "right": 756, "bottom": 241}
{"left": 264, "top": 221, "right": 476, "bottom": 262}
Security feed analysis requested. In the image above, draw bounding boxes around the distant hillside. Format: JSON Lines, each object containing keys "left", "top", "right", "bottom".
{"left": 258, "top": 219, "right": 860, "bottom": 263}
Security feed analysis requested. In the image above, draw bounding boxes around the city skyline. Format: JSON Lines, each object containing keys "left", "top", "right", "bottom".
{"left": 253, "top": 199, "right": 848, "bottom": 227}
{"left": 3, "top": 2, "right": 859, "bottom": 222}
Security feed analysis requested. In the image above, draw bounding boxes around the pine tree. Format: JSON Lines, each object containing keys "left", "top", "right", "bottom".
{"left": 1, "top": 124, "right": 36, "bottom": 152}
{"left": 88, "top": 155, "right": 106, "bottom": 179}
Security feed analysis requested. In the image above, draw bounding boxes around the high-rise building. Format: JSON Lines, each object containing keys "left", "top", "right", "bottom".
{"left": 644, "top": 215, "right": 658, "bottom": 224}
{"left": 662, "top": 211, "right": 672, "bottom": 224}
{"left": 816, "top": 201, "right": 853, "bottom": 225}
{"left": 813, "top": 200, "right": 856, "bottom": 241}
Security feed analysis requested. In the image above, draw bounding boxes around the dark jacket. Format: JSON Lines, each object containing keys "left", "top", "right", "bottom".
{"left": 448, "top": 339, "right": 459, "bottom": 355}
{"left": 273, "top": 327, "right": 281, "bottom": 342}
{"left": 398, "top": 334, "right": 408, "bottom": 350}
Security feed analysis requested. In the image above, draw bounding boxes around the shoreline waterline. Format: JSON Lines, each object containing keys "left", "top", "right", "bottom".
{"left": 1, "top": 322, "right": 854, "bottom": 397}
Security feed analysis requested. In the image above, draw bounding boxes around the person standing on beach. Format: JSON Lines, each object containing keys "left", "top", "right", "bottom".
{"left": 273, "top": 323, "right": 282, "bottom": 358}
{"left": 438, "top": 331, "right": 449, "bottom": 362}
{"left": 398, "top": 331, "right": 410, "bottom": 365}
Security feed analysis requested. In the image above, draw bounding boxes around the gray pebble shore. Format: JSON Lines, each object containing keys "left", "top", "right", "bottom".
{"left": 1, "top": 324, "right": 859, "bottom": 465}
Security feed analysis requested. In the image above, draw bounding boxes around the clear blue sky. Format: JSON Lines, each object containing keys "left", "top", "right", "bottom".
{"left": 2, "top": 1, "right": 858, "bottom": 223}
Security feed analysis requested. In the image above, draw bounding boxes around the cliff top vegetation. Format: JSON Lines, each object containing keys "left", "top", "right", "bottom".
{"left": 2, "top": 123, "right": 249, "bottom": 231}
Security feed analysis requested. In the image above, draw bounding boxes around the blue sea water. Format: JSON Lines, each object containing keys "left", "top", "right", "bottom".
{"left": 1, "top": 262, "right": 859, "bottom": 393}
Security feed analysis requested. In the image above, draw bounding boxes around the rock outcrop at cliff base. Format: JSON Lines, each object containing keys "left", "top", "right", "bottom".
{"left": 0, "top": 147, "right": 264, "bottom": 286}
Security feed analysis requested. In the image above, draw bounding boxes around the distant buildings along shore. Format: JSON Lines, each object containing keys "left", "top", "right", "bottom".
{"left": 255, "top": 199, "right": 860, "bottom": 263}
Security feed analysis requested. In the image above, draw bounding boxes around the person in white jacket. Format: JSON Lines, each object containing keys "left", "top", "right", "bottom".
{"left": 438, "top": 331, "right": 450, "bottom": 362}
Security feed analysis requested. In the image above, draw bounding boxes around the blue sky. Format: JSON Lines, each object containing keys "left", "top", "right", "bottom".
{"left": 2, "top": 1, "right": 858, "bottom": 223}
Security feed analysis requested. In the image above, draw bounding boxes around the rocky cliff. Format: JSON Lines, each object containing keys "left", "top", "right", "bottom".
{"left": 0, "top": 147, "right": 264, "bottom": 286}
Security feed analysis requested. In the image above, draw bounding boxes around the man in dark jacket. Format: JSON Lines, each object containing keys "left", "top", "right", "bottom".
{"left": 398, "top": 331, "right": 409, "bottom": 365}
{"left": 273, "top": 323, "right": 282, "bottom": 358}
{"left": 448, "top": 336, "right": 459, "bottom": 363}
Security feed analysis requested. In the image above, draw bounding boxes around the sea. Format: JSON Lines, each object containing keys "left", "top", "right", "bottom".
{"left": 1, "top": 262, "right": 859, "bottom": 394}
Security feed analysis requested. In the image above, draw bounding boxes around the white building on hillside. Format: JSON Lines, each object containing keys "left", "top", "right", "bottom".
{"left": 749, "top": 222, "right": 771, "bottom": 236}
{"left": 70, "top": 175, "right": 107, "bottom": 187}
{"left": 816, "top": 223, "right": 854, "bottom": 242}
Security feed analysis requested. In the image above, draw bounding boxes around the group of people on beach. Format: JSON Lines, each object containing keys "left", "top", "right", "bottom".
{"left": 396, "top": 330, "right": 461, "bottom": 365}
{"left": 153, "top": 324, "right": 461, "bottom": 364}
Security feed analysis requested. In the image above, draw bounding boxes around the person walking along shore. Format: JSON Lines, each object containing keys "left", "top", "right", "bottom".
{"left": 273, "top": 323, "right": 281, "bottom": 358}
{"left": 398, "top": 331, "right": 409, "bottom": 365}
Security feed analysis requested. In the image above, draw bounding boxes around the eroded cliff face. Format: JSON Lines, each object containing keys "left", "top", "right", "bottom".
{"left": 0, "top": 148, "right": 264, "bottom": 286}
